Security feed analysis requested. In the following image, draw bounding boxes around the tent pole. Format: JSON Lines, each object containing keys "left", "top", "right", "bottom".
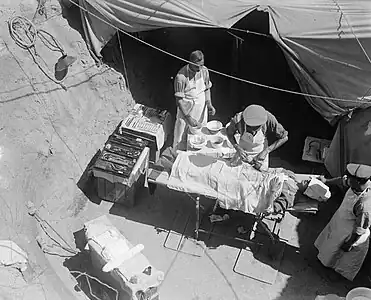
{"left": 339, "top": 116, "right": 347, "bottom": 176}
{"left": 117, "top": 31, "right": 130, "bottom": 91}
{"left": 230, "top": 36, "right": 241, "bottom": 110}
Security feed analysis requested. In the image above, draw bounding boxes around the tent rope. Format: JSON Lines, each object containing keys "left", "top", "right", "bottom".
{"left": 117, "top": 31, "right": 130, "bottom": 90}
{"left": 227, "top": 27, "right": 270, "bottom": 38}
{"left": 8, "top": 15, "right": 68, "bottom": 89}
{"left": 331, "top": 0, "right": 371, "bottom": 102}
{"left": 65, "top": 0, "right": 370, "bottom": 105}
{"left": 332, "top": 0, "right": 371, "bottom": 65}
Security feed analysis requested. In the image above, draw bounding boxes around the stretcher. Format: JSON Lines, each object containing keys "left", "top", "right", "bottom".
{"left": 147, "top": 166, "right": 315, "bottom": 245}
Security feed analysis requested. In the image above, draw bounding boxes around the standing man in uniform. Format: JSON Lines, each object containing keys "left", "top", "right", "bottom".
{"left": 172, "top": 50, "right": 216, "bottom": 150}
{"left": 226, "top": 104, "right": 288, "bottom": 170}
{"left": 315, "top": 163, "right": 371, "bottom": 281}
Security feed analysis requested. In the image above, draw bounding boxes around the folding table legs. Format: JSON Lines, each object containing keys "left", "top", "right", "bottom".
{"left": 163, "top": 212, "right": 191, "bottom": 251}
{"left": 257, "top": 216, "right": 276, "bottom": 243}
{"left": 250, "top": 213, "right": 284, "bottom": 243}
{"left": 180, "top": 193, "right": 205, "bottom": 241}
{"left": 195, "top": 196, "right": 200, "bottom": 240}
{"left": 233, "top": 213, "right": 286, "bottom": 285}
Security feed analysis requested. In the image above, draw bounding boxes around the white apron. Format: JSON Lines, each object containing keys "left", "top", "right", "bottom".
{"left": 314, "top": 188, "right": 370, "bottom": 281}
{"left": 238, "top": 128, "right": 268, "bottom": 168}
{"left": 173, "top": 66, "right": 208, "bottom": 150}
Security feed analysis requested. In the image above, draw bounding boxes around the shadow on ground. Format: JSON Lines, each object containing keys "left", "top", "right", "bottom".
{"left": 77, "top": 149, "right": 102, "bottom": 205}
{"left": 63, "top": 230, "right": 118, "bottom": 300}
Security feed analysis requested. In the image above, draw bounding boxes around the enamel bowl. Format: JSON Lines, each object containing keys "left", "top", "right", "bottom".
{"left": 206, "top": 120, "right": 223, "bottom": 134}
{"left": 346, "top": 287, "right": 371, "bottom": 300}
{"left": 189, "top": 135, "right": 206, "bottom": 149}
{"left": 209, "top": 136, "right": 224, "bottom": 149}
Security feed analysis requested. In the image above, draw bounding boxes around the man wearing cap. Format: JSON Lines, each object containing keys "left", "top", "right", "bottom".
{"left": 226, "top": 104, "right": 288, "bottom": 170}
{"left": 315, "top": 163, "right": 371, "bottom": 281}
{"left": 172, "top": 50, "right": 216, "bottom": 150}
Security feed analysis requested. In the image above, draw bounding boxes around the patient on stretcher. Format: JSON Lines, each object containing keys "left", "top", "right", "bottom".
{"left": 166, "top": 151, "right": 310, "bottom": 215}
{"left": 152, "top": 148, "right": 317, "bottom": 215}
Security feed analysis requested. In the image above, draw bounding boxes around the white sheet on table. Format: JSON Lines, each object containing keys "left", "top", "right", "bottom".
{"left": 167, "top": 152, "right": 287, "bottom": 214}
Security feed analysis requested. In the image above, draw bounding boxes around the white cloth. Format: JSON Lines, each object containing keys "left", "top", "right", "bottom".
{"left": 304, "top": 177, "right": 331, "bottom": 202}
{"left": 239, "top": 127, "right": 268, "bottom": 168}
{"left": 167, "top": 152, "right": 287, "bottom": 214}
{"left": 314, "top": 188, "right": 370, "bottom": 281}
{"left": 173, "top": 67, "right": 208, "bottom": 150}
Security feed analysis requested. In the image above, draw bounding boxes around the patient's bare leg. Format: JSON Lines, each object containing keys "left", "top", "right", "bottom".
{"left": 249, "top": 219, "right": 258, "bottom": 240}
{"left": 212, "top": 199, "right": 219, "bottom": 213}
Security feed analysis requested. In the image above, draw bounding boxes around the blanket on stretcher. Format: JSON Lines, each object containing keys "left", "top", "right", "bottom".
{"left": 167, "top": 152, "right": 289, "bottom": 214}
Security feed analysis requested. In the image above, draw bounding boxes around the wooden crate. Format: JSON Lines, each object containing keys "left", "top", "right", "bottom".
{"left": 93, "top": 147, "right": 149, "bottom": 208}
{"left": 96, "top": 173, "right": 145, "bottom": 208}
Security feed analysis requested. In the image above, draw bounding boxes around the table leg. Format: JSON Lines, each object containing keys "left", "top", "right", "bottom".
{"left": 195, "top": 196, "right": 200, "bottom": 240}
{"left": 257, "top": 217, "right": 276, "bottom": 243}
{"left": 148, "top": 182, "right": 157, "bottom": 195}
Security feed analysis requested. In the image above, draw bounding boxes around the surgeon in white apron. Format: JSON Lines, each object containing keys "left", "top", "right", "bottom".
{"left": 226, "top": 105, "right": 288, "bottom": 171}
{"left": 315, "top": 163, "right": 371, "bottom": 281}
{"left": 173, "top": 50, "right": 215, "bottom": 150}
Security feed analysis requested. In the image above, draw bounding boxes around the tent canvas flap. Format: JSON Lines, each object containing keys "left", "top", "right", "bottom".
{"left": 75, "top": 0, "right": 371, "bottom": 170}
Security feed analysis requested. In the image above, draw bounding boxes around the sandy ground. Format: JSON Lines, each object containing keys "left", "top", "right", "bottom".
{"left": 0, "top": 1, "right": 366, "bottom": 300}
{"left": 0, "top": 0, "right": 133, "bottom": 298}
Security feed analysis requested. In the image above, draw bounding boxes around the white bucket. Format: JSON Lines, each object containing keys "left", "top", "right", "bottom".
{"left": 346, "top": 287, "right": 371, "bottom": 300}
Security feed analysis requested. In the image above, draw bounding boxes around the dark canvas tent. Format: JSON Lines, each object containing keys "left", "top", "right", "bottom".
{"left": 75, "top": 0, "right": 371, "bottom": 176}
